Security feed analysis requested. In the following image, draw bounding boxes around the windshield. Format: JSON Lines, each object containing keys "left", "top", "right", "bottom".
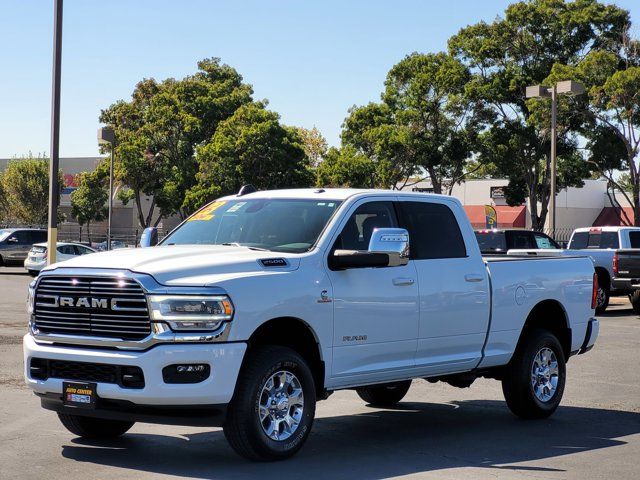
{"left": 0, "top": 230, "right": 13, "bottom": 242}
{"left": 162, "top": 198, "right": 342, "bottom": 253}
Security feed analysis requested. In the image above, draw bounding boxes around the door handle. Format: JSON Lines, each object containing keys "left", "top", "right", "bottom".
{"left": 465, "top": 273, "right": 484, "bottom": 283}
{"left": 393, "top": 277, "right": 415, "bottom": 286}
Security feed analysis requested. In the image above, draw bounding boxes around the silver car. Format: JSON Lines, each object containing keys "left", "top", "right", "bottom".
{"left": 0, "top": 229, "right": 48, "bottom": 266}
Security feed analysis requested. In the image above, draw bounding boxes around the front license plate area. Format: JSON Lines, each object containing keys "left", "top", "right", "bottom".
{"left": 62, "top": 382, "right": 97, "bottom": 408}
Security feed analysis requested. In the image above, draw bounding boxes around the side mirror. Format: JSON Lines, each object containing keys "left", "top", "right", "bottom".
{"left": 139, "top": 227, "right": 158, "bottom": 248}
{"left": 368, "top": 228, "right": 410, "bottom": 267}
{"left": 330, "top": 228, "right": 410, "bottom": 270}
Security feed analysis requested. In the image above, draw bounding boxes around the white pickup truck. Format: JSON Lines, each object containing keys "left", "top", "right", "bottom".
{"left": 24, "top": 188, "right": 599, "bottom": 460}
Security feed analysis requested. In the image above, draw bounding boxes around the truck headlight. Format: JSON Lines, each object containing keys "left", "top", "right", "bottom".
{"left": 147, "top": 295, "right": 233, "bottom": 331}
{"left": 27, "top": 280, "right": 36, "bottom": 315}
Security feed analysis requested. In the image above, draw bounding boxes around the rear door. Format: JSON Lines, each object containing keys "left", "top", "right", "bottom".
{"left": 398, "top": 198, "right": 490, "bottom": 375}
{"left": 6, "top": 230, "right": 34, "bottom": 261}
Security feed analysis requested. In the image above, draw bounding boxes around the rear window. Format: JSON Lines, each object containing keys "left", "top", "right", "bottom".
{"left": 629, "top": 232, "right": 640, "bottom": 248}
{"left": 569, "top": 231, "right": 619, "bottom": 249}
{"left": 475, "top": 231, "right": 507, "bottom": 253}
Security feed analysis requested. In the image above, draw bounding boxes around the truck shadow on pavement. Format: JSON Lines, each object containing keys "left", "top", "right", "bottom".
{"left": 60, "top": 399, "right": 640, "bottom": 479}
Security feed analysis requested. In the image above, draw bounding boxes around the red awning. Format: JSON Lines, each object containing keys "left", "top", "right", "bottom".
{"left": 464, "top": 205, "right": 526, "bottom": 228}
{"left": 593, "top": 207, "right": 635, "bottom": 226}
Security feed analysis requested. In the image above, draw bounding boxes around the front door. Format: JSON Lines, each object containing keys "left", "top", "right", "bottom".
{"left": 327, "top": 199, "right": 419, "bottom": 382}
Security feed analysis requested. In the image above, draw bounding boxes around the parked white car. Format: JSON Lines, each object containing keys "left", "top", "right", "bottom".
{"left": 24, "top": 242, "right": 96, "bottom": 276}
{"left": 24, "top": 188, "right": 598, "bottom": 461}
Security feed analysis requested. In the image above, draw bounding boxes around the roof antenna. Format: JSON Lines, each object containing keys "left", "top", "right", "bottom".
{"left": 237, "top": 184, "right": 257, "bottom": 196}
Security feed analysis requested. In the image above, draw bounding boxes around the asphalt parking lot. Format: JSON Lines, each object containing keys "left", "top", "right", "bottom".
{"left": 1, "top": 266, "right": 639, "bottom": 480}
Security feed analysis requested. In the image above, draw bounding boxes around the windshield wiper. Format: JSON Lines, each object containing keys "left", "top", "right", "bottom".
{"left": 221, "top": 242, "right": 270, "bottom": 252}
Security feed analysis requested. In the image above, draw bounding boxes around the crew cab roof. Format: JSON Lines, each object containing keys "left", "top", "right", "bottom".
{"left": 217, "top": 188, "right": 455, "bottom": 202}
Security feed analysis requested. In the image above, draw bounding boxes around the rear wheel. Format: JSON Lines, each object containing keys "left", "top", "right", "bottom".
{"left": 630, "top": 290, "right": 640, "bottom": 315}
{"left": 356, "top": 380, "right": 412, "bottom": 407}
{"left": 223, "top": 346, "right": 316, "bottom": 461}
{"left": 57, "top": 413, "right": 134, "bottom": 439}
{"left": 502, "top": 329, "right": 566, "bottom": 419}
{"left": 594, "top": 276, "right": 609, "bottom": 314}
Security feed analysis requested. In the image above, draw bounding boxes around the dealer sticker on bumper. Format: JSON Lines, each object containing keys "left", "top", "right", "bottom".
{"left": 62, "top": 382, "right": 97, "bottom": 408}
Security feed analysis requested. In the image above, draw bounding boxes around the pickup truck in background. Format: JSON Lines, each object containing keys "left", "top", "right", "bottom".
{"left": 509, "top": 226, "right": 640, "bottom": 313}
{"left": 475, "top": 229, "right": 560, "bottom": 254}
{"left": 612, "top": 249, "right": 640, "bottom": 314}
{"left": 23, "top": 188, "right": 599, "bottom": 461}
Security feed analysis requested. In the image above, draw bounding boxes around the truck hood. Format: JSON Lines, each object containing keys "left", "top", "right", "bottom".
{"left": 44, "top": 245, "right": 301, "bottom": 286}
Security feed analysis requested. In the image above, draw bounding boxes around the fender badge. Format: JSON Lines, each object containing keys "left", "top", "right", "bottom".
{"left": 317, "top": 290, "right": 332, "bottom": 303}
{"left": 260, "top": 258, "right": 288, "bottom": 267}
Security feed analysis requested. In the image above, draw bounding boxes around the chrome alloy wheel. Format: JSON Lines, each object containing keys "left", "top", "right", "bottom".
{"left": 258, "top": 370, "right": 304, "bottom": 441}
{"left": 530, "top": 347, "right": 559, "bottom": 402}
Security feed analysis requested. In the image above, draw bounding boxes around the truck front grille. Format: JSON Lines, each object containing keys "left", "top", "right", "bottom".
{"left": 33, "top": 275, "right": 151, "bottom": 340}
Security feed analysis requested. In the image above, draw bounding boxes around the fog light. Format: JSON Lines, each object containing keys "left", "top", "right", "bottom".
{"left": 162, "top": 364, "right": 210, "bottom": 384}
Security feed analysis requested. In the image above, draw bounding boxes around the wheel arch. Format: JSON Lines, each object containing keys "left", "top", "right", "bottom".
{"left": 246, "top": 316, "right": 325, "bottom": 396}
{"left": 518, "top": 299, "right": 571, "bottom": 361}
{"left": 594, "top": 266, "right": 610, "bottom": 290}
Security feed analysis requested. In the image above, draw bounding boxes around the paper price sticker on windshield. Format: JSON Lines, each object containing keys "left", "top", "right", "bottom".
{"left": 188, "top": 201, "right": 226, "bottom": 222}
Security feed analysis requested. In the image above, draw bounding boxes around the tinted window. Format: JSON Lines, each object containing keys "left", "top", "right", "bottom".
{"left": 475, "top": 231, "right": 507, "bottom": 253}
{"left": 570, "top": 231, "right": 619, "bottom": 249}
{"left": 337, "top": 201, "right": 398, "bottom": 250}
{"left": 534, "top": 233, "right": 559, "bottom": 249}
{"left": 629, "top": 232, "right": 640, "bottom": 248}
{"left": 12, "top": 231, "right": 33, "bottom": 245}
{"left": 401, "top": 201, "right": 466, "bottom": 259}
{"left": 57, "top": 245, "right": 76, "bottom": 255}
{"left": 31, "top": 231, "right": 47, "bottom": 243}
{"left": 507, "top": 231, "right": 535, "bottom": 249}
{"left": 76, "top": 246, "right": 93, "bottom": 255}
{"left": 569, "top": 232, "right": 589, "bottom": 249}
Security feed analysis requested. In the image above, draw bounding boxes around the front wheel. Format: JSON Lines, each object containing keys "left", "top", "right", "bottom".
{"left": 502, "top": 329, "right": 566, "bottom": 419}
{"left": 223, "top": 346, "right": 316, "bottom": 461}
{"left": 356, "top": 380, "right": 412, "bottom": 407}
{"left": 57, "top": 413, "right": 134, "bottom": 439}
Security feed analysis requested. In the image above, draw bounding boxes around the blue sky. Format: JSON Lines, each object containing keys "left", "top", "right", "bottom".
{"left": 0, "top": 0, "right": 638, "bottom": 158}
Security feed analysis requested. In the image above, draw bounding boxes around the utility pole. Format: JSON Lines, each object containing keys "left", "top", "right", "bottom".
{"left": 550, "top": 84, "right": 557, "bottom": 236}
{"left": 47, "top": 0, "right": 63, "bottom": 266}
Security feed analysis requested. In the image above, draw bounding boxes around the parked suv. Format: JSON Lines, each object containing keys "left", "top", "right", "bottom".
{"left": 0, "top": 228, "right": 47, "bottom": 266}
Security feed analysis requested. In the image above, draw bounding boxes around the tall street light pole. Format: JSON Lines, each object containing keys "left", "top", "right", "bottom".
{"left": 97, "top": 127, "right": 115, "bottom": 250}
{"left": 526, "top": 80, "right": 585, "bottom": 236}
{"left": 47, "top": 0, "right": 63, "bottom": 266}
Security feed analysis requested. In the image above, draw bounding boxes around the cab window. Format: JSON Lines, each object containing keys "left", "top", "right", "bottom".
{"left": 336, "top": 201, "right": 398, "bottom": 251}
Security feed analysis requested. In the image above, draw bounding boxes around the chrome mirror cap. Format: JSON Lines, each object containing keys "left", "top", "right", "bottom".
{"left": 368, "top": 228, "right": 410, "bottom": 266}
{"left": 139, "top": 227, "right": 159, "bottom": 248}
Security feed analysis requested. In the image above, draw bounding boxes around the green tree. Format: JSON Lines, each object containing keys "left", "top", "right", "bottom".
{"left": 539, "top": 32, "right": 640, "bottom": 223}
{"left": 186, "top": 103, "right": 313, "bottom": 207}
{"left": 316, "top": 146, "right": 377, "bottom": 188}
{"left": 341, "top": 52, "right": 477, "bottom": 192}
{"left": 448, "top": 0, "right": 628, "bottom": 229}
{"left": 0, "top": 157, "right": 63, "bottom": 226}
{"left": 99, "top": 58, "right": 253, "bottom": 227}
{"left": 297, "top": 126, "right": 328, "bottom": 167}
{"left": 70, "top": 169, "right": 109, "bottom": 243}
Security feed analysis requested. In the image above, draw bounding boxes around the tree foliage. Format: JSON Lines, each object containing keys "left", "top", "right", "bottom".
{"left": 185, "top": 103, "right": 313, "bottom": 208}
{"left": 0, "top": 158, "right": 63, "bottom": 226}
{"left": 316, "top": 146, "right": 377, "bottom": 188}
{"left": 448, "top": 0, "right": 628, "bottom": 228}
{"left": 297, "top": 126, "right": 328, "bottom": 167}
{"left": 99, "top": 58, "right": 253, "bottom": 227}
{"left": 340, "top": 52, "right": 477, "bottom": 192}
{"left": 70, "top": 167, "right": 109, "bottom": 242}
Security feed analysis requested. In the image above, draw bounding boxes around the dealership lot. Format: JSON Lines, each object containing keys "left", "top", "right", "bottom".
{"left": 1, "top": 267, "right": 639, "bottom": 480}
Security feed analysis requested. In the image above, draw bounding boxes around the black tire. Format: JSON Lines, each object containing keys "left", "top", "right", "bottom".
{"left": 57, "top": 413, "right": 134, "bottom": 439}
{"left": 502, "top": 329, "right": 566, "bottom": 419}
{"left": 595, "top": 274, "right": 610, "bottom": 314}
{"left": 630, "top": 290, "right": 640, "bottom": 315}
{"left": 356, "top": 380, "right": 412, "bottom": 407}
{"left": 223, "top": 346, "right": 316, "bottom": 461}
